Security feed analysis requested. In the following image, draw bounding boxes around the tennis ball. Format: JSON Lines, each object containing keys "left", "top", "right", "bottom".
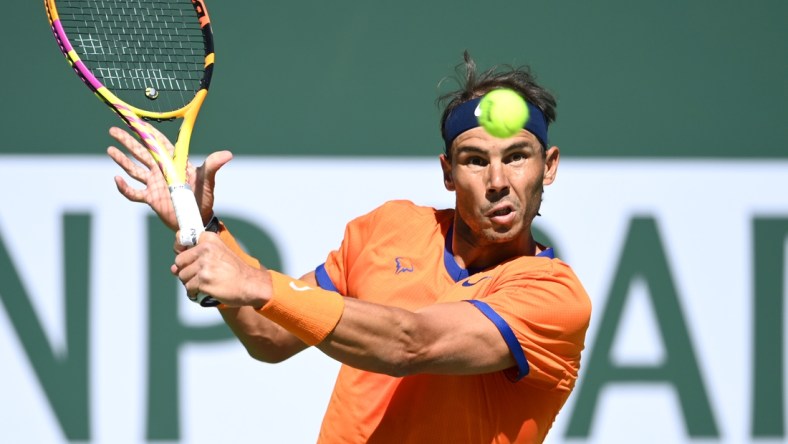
{"left": 145, "top": 87, "right": 159, "bottom": 100}
{"left": 477, "top": 89, "right": 529, "bottom": 138}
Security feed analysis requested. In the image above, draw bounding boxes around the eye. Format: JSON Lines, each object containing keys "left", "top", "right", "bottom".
{"left": 468, "top": 156, "right": 487, "bottom": 167}
{"left": 507, "top": 152, "right": 527, "bottom": 164}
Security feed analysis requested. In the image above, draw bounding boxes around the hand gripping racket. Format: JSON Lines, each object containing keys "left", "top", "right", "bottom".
{"left": 46, "top": 0, "right": 219, "bottom": 307}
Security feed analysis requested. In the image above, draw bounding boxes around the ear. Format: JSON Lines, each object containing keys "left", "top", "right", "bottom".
{"left": 439, "top": 153, "right": 455, "bottom": 191}
{"left": 542, "top": 146, "right": 560, "bottom": 186}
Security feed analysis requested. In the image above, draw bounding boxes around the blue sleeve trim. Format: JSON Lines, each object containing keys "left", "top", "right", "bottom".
{"left": 315, "top": 264, "right": 339, "bottom": 292}
{"left": 537, "top": 247, "right": 554, "bottom": 259}
{"left": 465, "top": 299, "right": 530, "bottom": 380}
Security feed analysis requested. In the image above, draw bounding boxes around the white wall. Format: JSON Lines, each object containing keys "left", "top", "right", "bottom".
{"left": 0, "top": 157, "right": 786, "bottom": 443}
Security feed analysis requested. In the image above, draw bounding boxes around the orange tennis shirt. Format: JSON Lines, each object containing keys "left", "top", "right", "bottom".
{"left": 313, "top": 200, "right": 591, "bottom": 444}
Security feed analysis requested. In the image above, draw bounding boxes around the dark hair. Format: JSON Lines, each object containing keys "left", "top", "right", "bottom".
{"left": 437, "top": 51, "right": 557, "bottom": 145}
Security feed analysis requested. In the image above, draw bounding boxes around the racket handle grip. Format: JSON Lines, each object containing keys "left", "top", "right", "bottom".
{"left": 191, "top": 293, "right": 222, "bottom": 307}
{"left": 169, "top": 185, "right": 220, "bottom": 307}
{"left": 169, "top": 185, "right": 204, "bottom": 247}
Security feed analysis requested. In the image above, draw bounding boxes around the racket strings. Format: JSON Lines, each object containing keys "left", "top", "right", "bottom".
{"left": 57, "top": 0, "right": 208, "bottom": 113}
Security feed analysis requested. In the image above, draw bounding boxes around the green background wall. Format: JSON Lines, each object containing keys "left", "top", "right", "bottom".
{"left": 6, "top": 1, "right": 787, "bottom": 158}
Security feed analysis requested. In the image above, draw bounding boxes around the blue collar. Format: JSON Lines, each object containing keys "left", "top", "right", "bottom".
{"left": 443, "top": 226, "right": 554, "bottom": 283}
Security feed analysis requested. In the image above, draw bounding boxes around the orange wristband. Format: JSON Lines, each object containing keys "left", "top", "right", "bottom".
{"left": 258, "top": 271, "right": 345, "bottom": 346}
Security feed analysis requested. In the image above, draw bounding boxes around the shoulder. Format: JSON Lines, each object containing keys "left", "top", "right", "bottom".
{"left": 503, "top": 256, "right": 583, "bottom": 286}
{"left": 374, "top": 199, "right": 446, "bottom": 216}
{"left": 360, "top": 200, "right": 453, "bottom": 228}
{"left": 491, "top": 257, "right": 592, "bottom": 326}
{"left": 513, "top": 257, "right": 589, "bottom": 299}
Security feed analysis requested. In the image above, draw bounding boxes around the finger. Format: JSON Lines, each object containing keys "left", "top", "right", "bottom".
{"left": 172, "top": 238, "right": 188, "bottom": 254}
{"left": 107, "top": 146, "right": 151, "bottom": 183}
{"left": 197, "top": 231, "right": 222, "bottom": 247}
{"left": 147, "top": 124, "right": 176, "bottom": 156}
{"left": 173, "top": 240, "right": 201, "bottom": 269}
{"left": 113, "top": 176, "right": 146, "bottom": 203}
{"left": 109, "top": 127, "right": 158, "bottom": 170}
{"left": 175, "top": 262, "right": 201, "bottom": 297}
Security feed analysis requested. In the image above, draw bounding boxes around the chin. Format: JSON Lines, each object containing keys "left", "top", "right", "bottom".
{"left": 482, "top": 227, "right": 520, "bottom": 244}
{"left": 482, "top": 218, "right": 531, "bottom": 242}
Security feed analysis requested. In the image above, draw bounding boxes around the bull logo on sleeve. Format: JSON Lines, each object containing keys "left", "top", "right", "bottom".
{"left": 394, "top": 257, "right": 415, "bottom": 274}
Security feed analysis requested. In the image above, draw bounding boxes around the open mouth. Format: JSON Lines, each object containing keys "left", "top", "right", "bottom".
{"left": 486, "top": 205, "right": 516, "bottom": 224}
{"left": 486, "top": 204, "right": 514, "bottom": 217}
{"left": 490, "top": 208, "right": 513, "bottom": 217}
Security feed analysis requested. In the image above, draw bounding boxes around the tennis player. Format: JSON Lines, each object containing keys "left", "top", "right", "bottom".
{"left": 108, "top": 52, "right": 591, "bottom": 444}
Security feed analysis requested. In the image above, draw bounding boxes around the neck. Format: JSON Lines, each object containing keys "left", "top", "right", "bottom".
{"left": 450, "top": 218, "right": 539, "bottom": 271}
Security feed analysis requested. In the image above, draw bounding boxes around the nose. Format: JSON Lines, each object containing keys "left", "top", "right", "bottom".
{"left": 486, "top": 161, "right": 508, "bottom": 197}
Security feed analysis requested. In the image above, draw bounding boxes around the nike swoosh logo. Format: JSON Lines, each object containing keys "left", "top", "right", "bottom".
{"left": 462, "top": 276, "right": 491, "bottom": 287}
{"left": 289, "top": 282, "right": 312, "bottom": 292}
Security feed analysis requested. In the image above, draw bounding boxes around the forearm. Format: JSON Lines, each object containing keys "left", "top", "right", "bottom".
{"left": 257, "top": 272, "right": 514, "bottom": 377}
{"left": 315, "top": 298, "right": 513, "bottom": 377}
{"left": 211, "top": 224, "right": 308, "bottom": 362}
{"left": 316, "top": 298, "right": 428, "bottom": 377}
{"left": 218, "top": 306, "right": 307, "bottom": 363}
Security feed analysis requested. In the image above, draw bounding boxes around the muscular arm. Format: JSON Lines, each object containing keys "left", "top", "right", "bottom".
{"left": 175, "top": 233, "right": 516, "bottom": 377}
{"left": 317, "top": 297, "right": 515, "bottom": 377}
{"left": 218, "top": 306, "right": 301, "bottom": 362}
{"left": 223, "top": 276, "right": 515, "bottom": 375}
{"left": 214, "top": 273, "right": 316, "bottom": 363}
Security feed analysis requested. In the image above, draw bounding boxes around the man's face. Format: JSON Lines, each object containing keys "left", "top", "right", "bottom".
{"left": 440, "top": 127, "right": 559, "bottom": 246}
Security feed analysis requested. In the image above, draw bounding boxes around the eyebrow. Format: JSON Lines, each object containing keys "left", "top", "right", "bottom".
{"left": 455, "top": 141, "right": 536, "bottom": 156}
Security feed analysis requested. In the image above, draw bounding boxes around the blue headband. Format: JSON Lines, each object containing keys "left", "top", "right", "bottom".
{"left": 441, "top": 96, "right": 549, "bottom": 152}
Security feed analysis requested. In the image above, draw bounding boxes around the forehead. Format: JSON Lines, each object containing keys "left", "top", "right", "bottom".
{"left": 451, "top": 127, "right": 541, "bottom": 154}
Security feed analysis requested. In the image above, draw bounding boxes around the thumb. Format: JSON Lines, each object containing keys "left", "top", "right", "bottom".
{"left": 203, "top": 150, "right": 234, "bottom": 185}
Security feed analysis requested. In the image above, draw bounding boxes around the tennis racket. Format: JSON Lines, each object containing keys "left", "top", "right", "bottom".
{"left": 45, "top": 0, "right": 219, "bottom": 307}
